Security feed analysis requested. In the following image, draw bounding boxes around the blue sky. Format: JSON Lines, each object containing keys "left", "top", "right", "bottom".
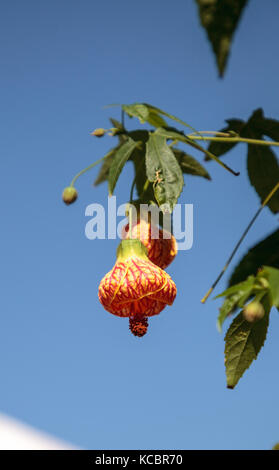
{"left": 1, "top": 0, "right": 279, "bottom": 450}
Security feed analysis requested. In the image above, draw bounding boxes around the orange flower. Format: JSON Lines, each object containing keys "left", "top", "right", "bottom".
{"left": 122, "top": 218, "right": 177, "bottom": 269}
{"left": 98, "top": 239, "right": 177, "bottom": 337}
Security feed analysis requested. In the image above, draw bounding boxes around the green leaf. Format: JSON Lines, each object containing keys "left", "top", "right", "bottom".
{"left": 195, "top": 0, "right": 248, "bottom": 77}
{"left": 126, "top": 132, "right": 156, "bottom": 203}
{"left": 126, "top": 131, "right": 150, "bottom": 200}
{"left": 108, "top": 117, "right": 127, "bottom": 143}
{"left": 225, "top": 305, "right": 270, "bottom": 389}
{"left": 229, "top": 229, "right": 279, "bottom": 286}
{"left": 145, "top": 132, "right": 184, "bottom": 213}
{"left": 122, "top": 103, "right": 168, "bottom": 128}
{"left": 239, "top": 109, "right": 279, "bottom": 213}
{"left": 205, "top": 109, "right": 279, "bottom": 161}
{"left": 218, "top": 293, "right": 244, "bottom": 333}
{"left": 108, "top": 137, "right": 139, "bottom": 195}
{"left": 122, "top": 104, "right": 149, "bottom": 124}
{"left": 122, "top": 103, "right": 239, "bottom": 177}
{"left": 242, "top": 108, "right": 264, "bottom": 135}
{"left": 109, "top": 117, "right": 125, "bottom": 132}
{"left": 216, "top": 275, "right": 255, "bottom": 299}
{"left": 146, "top": 110, "right": 168, "bottom": 128}
{"left": 216, "top": 276, "right": 255, "bottom": 331}
{"left": 155, "top": 127, "right": 239, "bottom": 176}
{"left": 128, "top": 130, "right": 149, "bottom": 143}
{"left": 155, "top": 127, "right": 192, "bottom": 143}
{"left": 132, "top": 153, "right": 146, "bottom": 199}
{"left": 156, "top": 127, "right": 203, "bottom": 154}
{"left": 247, "top": 143, "right": 279, "bottom": 214}
{"left": 131, "top": 146, "right": 154, "bottom": 202}
{"left": 206, "top": 119, "right": 245, "bottom": 160}
{"left": 260, "top": 117, "right": 279, "bottom": 142}
{"left": 173, "top": 148, "right": 211, "bottom": 180}
{"left": 94, "top": 148, "right": 118, "bottom": 186}
{"left": 261, "top": 266, "right": 279, "bottom": 308}
{"left": 143, "top": 103, "right": 200, "bottom": 135}
{"left": 241, "top": 108, "right": 279, "bottom": 142}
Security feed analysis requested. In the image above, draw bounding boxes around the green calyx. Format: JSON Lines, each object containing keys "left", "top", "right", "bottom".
{"left": 116, "top": 239, "right": 148, "bottom": 262}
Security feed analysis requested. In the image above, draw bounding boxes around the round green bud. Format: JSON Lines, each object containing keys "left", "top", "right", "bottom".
{"left": 243, "top": 300, "right": 265, "bottom": 323}
{"left": 91, "top": 128, "right": 106, "bottom": 137}
{"left": 62, "top": 186, "right": 78, "bottom": 205}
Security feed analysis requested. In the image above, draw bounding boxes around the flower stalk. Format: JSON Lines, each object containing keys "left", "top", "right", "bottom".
{"left": 187, "top": 134, "right": 279, "bottom": 148}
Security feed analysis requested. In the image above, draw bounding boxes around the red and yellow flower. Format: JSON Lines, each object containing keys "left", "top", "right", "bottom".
{"left": 98, "top": 239, "right": 177, "bottom": 337}
{"left": 122, "top": 218, "right": 177, "bottom": 269}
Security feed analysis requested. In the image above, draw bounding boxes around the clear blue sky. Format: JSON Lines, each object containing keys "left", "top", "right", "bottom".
{"left": 1, "top": 0, "right": 279, "bottom": 450}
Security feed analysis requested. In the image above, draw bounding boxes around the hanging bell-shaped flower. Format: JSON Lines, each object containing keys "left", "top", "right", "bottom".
{"left": 98, "top": 239, "right": 177, "bottom": 337}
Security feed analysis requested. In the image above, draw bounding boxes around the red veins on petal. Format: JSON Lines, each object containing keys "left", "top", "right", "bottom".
{"left": 98, "top": 256, "right": 177, "bottom": 318}
{"left": 122, "top": 219, "right": 177, "bottom": 269}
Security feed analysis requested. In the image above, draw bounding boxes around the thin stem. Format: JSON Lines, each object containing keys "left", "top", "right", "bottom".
{"left": 201, "top": 180, "right": 279, "bottom": 303}
{"left": 102, "top": 103, "right": 121, "bottom": 109}
{"left": 186, "top": 138, "right": 240, "bottom": 176}
{"left": 130, "top": 156, "right": 146, "bottom": 202}
{"left": 70, "top": 156, "right": 106, "bottom": 187}
{"left": 141, "top": 179, "right": 150, "bottom": 196}
{"left": 129, "top": 205, "right": 133, "bottom": 239}
{"left": 130, "top": 174, "right": 137, "bottom": 202}
{"left": 187, "top": 135, "right": 279, "bottom": 148}
{"left": 262, "top": 181, "right": 279, "bottom": 206}
{"left": 169, "top": 139, "right": 178, "bottom": 148}
{"left": 201, "top": 208, "right": 261, "bottom": 304}
{"left": 188, "top": 131, "right": 231, "bottom": 137}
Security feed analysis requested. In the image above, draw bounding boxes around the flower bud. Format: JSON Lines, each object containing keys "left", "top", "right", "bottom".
{"left": 91, "top": 128, "right": 106, "bottom": 137}
{"left": 62, "top": 186, "right": 78, "bottom": 205}
{"left": 243, "top": 300, "right": 265, "bottom": 323}
{"left": 122, "top": 218, "right": 177, "bottom": 269}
